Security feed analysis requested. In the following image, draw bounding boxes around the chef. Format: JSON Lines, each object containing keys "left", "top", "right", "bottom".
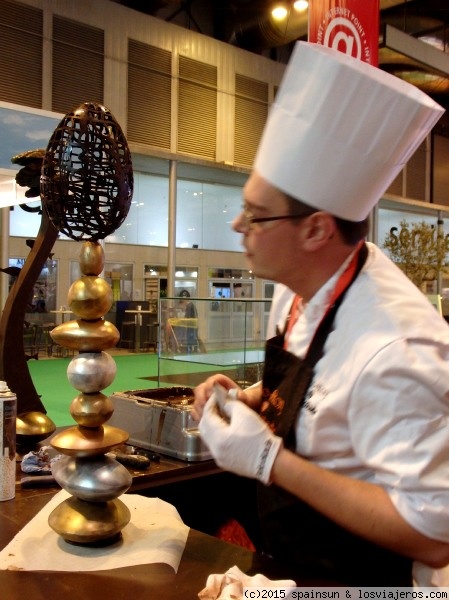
{"left": 193, "top": 42, "right": 449, "bottom": 587}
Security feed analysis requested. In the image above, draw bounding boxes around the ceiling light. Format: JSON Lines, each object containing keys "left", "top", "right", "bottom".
{"left": 293, "top": 0, "right": 308, "bottom": 11}
{"left": 271, "top": 4, "right": 288, "bottom": 21}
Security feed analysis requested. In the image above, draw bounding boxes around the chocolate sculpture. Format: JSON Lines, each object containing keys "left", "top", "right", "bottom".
{"left": 39, "top": 102, "right": 134, "bottom": 544}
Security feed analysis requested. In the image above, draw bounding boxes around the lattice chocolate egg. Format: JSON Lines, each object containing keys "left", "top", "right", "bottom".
{"left": 40, "top": 102, "right": 133, "bottom": 241}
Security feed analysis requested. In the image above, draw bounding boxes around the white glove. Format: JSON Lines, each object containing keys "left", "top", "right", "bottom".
{"left": 199, "top": 384, "right": 283, "bottom": 485}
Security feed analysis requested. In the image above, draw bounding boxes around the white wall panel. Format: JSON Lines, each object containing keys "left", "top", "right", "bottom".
{"left": 9, "top": 0, "right": 284, "bottom": 167}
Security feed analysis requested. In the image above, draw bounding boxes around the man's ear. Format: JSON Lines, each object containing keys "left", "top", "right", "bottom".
{"left": 300, "top": 212, "right": 337, "bottom": 251}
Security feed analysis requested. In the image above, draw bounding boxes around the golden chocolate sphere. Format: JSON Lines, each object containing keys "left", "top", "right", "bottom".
{"left": 68, "top": 276, "right": 113, "bottom": 320}
{"left": 51, "top": 424, "right": 129, "bottom": 457}
{"left": 79, "top": 241, "right": 105, "bottom": 276}
{"left": 70, "top": 392, "right": 114, "bottom": 427}
{"left": 48, "top": 496, "right": 131, "bottom": 543}
{"left": 51, "top": 319, "right": 119, "bottom": 351}
{"left": 16, "top": 411, "right": 56, "bottom": 441}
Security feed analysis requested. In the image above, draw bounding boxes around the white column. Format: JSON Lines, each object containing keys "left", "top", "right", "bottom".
{"left": 167, "top": 160, "right": 177, "bottom": 299}
{"left": 0, "top": 207, "right": 10, "bottom": 312}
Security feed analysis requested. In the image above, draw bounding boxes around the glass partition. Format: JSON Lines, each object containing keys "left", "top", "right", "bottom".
{"left": 158, "top": 297, "right": 270, "bottom": 389}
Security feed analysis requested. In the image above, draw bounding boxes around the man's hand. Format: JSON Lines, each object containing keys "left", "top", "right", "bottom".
{"left": 192, "top": 375, "right": 240, "bottom": 420}
{"left": 193, "top": 377, "right": 263, "bottom": 421}
{"left": 198, "top": 384, "right": 283, "bottom": 485}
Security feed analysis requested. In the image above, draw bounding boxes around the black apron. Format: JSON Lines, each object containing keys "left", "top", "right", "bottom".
{"left": 257, "top": 243, "right": 413, "bottom": 586}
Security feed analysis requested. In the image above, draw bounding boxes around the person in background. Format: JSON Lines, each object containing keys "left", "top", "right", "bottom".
{"left": 178, "top": 290, "right": 199, "bottom": 352}
{"left": 193, "top": 42, "right": 449, "bottom": 587}
{"left": 179, "top": 289, "right": 198, "bottom": 318}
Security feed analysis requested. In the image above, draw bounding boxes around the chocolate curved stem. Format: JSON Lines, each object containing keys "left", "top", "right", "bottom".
{"left": 0, "top": 210, "right": 58, "bottom": 415}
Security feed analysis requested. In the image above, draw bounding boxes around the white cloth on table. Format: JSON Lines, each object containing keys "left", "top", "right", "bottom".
{"left": 198, "top": 565, "right": 295, "bottom": 600}
{"left": 0, "top": 489, "right": 189, "bottom": 572}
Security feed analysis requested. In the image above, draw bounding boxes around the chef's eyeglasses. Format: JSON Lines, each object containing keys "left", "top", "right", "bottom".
{"left": 239, "top": 207, "right": 317, "bottom": 232}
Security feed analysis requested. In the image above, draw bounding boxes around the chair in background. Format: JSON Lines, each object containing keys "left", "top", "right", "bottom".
{"left": 143, "top": 320, "right": 159, "bottom": 353}
{"left": 35, "top": 322, "right": 56, "bottom": 357}
{"left": 23, "top": 321, "right": 39, "bottom": 360}
{"left": 120, "top": 320, "right": 135, "bottom": 349}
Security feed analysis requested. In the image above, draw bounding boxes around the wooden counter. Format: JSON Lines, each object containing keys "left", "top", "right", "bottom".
{"left": 0, "top": 483, "right": 254, "bottom": 600}
{"left": 1, "top": 439, "right": 340, "bottom": 598}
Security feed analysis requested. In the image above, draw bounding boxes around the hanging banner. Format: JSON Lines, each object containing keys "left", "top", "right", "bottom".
{"left": 308, "top": 0, "right": 379, "bottom": 66}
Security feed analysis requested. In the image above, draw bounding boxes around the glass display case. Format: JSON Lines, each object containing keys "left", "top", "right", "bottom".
{"left": 158, "top": 297, "right": 271, "bottom": 389}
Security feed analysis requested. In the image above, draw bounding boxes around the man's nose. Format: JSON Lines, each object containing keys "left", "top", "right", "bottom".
{"left": 232, "top": 211, "right": 246, "bottom": 233}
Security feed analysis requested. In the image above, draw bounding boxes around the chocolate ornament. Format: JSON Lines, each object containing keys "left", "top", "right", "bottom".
{"left": 41, "top": 102, "right": 133, "bottom": 241}
{"left": 40, "top": 102, "right": 134, "bottom": 544}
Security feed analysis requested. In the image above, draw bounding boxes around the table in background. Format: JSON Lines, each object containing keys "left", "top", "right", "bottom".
{"left": 50, "top": 309, "right": 73, "bottom": 324}
{"left": 124, "top": 309, "right": 156, "bottom": 351}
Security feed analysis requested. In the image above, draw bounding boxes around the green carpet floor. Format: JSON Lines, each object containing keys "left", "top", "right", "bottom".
{"left": 27, "top": 353, "right": 224, "bottom": 427}
{"left": 27, "top": 353, "right": 159, "bottom": 427}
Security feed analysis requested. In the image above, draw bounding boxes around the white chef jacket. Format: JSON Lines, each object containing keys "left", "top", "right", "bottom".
{"left": 267, "top": 242, "right": 449, "bottom": 586}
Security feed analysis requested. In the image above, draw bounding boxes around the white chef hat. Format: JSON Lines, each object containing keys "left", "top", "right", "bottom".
{"left": 254, "top": 42, "right": 444, "bottom": 222}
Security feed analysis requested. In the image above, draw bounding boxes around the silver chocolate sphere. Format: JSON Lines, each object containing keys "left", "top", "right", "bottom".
{"left": 67, "top": 351, "right": 117, "bottom": 393}
{"left": 52, "top": 454, "right": 132, "bottom": 501}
